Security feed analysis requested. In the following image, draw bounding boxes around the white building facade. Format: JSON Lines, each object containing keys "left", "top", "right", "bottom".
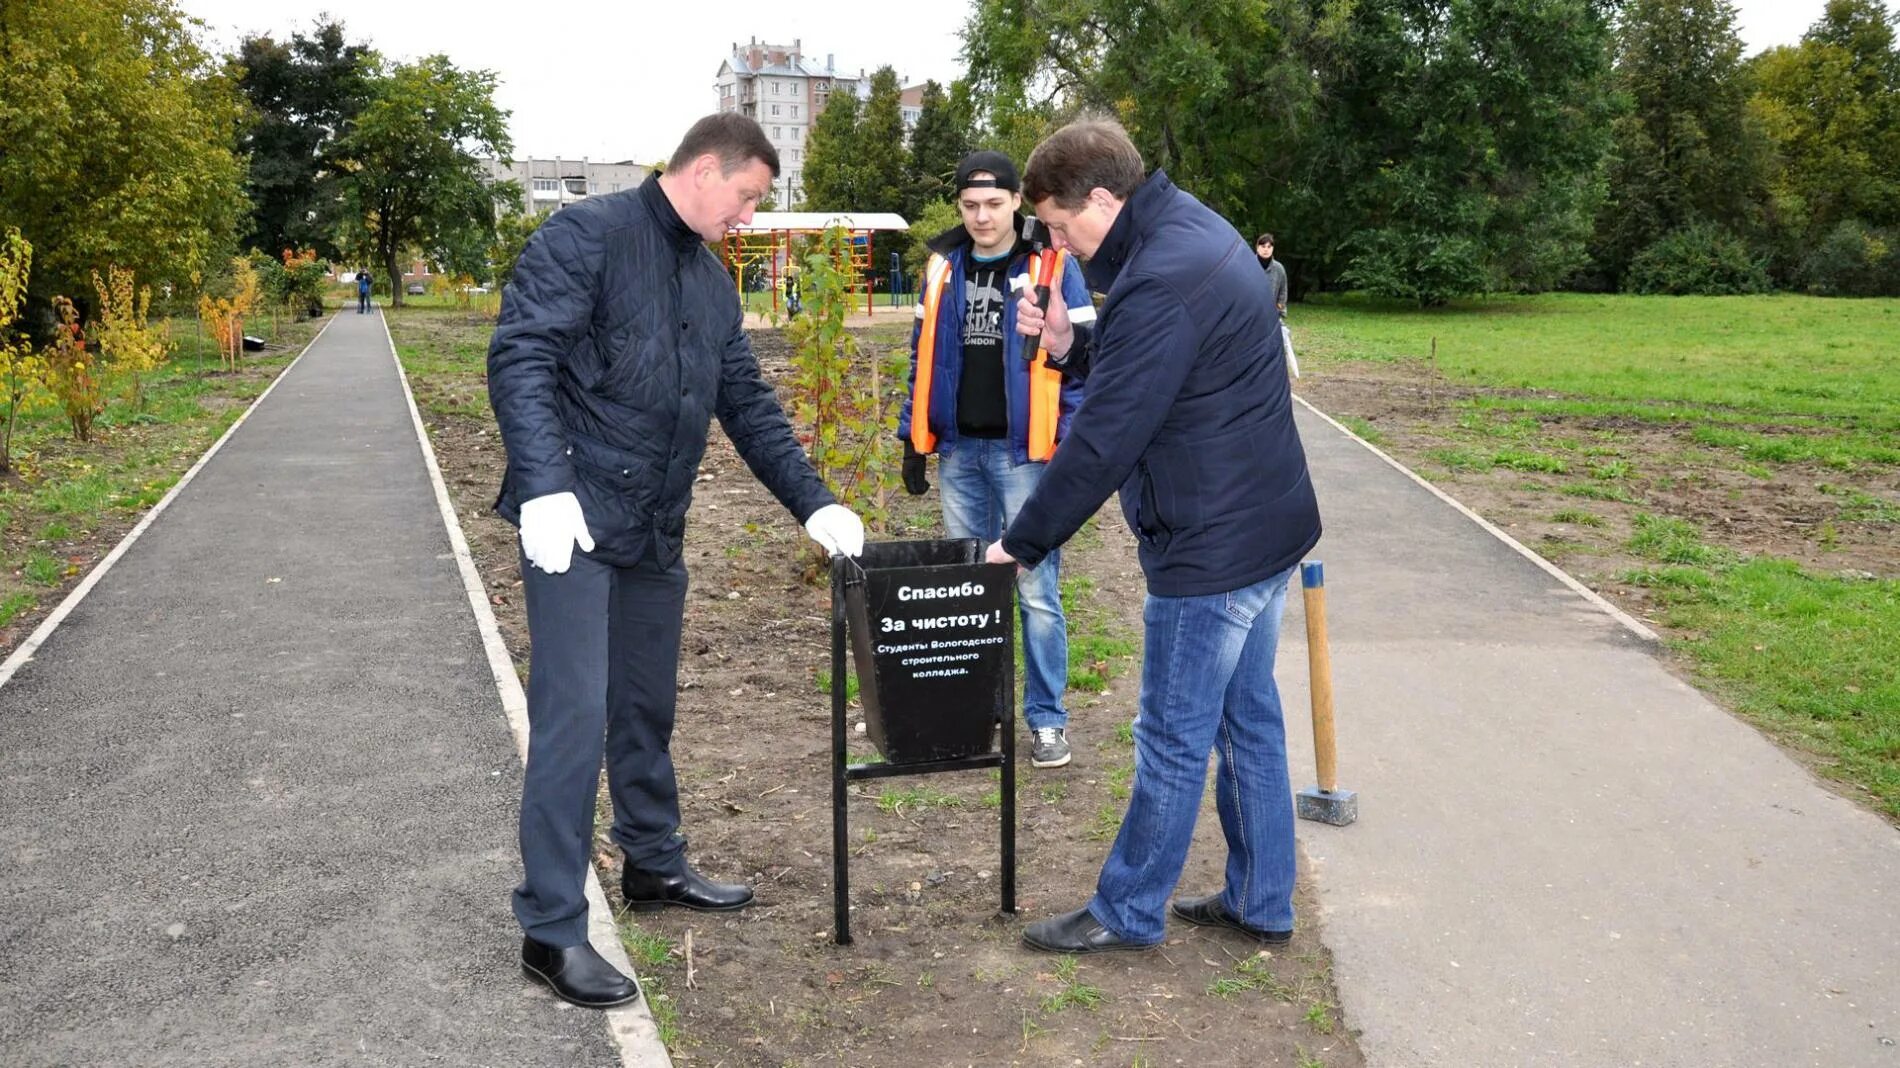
{"left": 714, "top": 38, "right": 867, "bottom": 208}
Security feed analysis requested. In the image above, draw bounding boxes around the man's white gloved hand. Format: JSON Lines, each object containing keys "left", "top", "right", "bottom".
{"left": 518, "top": 491, "right": 595, "bottom": 574}
{"left": 803, "top": 503, "right": 865, "bottom": 557}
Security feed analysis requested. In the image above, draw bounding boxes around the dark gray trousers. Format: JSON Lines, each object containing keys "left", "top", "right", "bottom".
{"left": 512, "top": 545, "right": 688, "bottom": 946}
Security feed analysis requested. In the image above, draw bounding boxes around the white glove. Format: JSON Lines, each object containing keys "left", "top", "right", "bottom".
{"left": 518, "top": 491, "right": 595, "bottom": 574}
{"left": 803, "top": 503, "right": 864, "bottom": 557}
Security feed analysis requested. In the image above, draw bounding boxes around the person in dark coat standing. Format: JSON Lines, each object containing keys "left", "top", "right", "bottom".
{"left": 988, "top": 118, "right": 1322, "bottom": 954}
{"left": 356, "top": 270, "right": 372, "bottom": 314}
{"left": 487, "top": 113, "right": 864, "bottom": 1009}
{"left": 1255, "top": 233, "right": 1287, "bottom": 315}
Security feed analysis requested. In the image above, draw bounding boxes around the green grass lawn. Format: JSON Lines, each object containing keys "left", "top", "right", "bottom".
{"left": 1296, "top": 292, "right": 1900, "bottom": 425}
{"left": 1295, "top": 292, "right": 1900, "bottom": 818}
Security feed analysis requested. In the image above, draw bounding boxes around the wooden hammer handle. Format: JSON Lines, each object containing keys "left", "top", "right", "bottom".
{"left": 1301, "top": 562, "right": 1337, "bottom": 792}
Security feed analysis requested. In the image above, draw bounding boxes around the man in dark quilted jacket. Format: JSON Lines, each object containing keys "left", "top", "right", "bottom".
{"left": 488, "top": 113, "right": 863, "bottom": 1009}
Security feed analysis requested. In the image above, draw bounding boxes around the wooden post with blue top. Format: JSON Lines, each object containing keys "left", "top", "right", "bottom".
{"left": 1297, "top": 561, "right": 1358, "bottom": 825}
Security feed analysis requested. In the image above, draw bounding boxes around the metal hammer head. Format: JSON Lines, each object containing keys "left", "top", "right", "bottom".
{"left": 1019, "top": 214, "right": 1050, "bottom": 250}
{"left": 1297, "top": 787, "right": 1358, "bottom": 826}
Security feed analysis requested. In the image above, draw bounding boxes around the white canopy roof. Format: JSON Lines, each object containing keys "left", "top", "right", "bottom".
{"left": 733, "top": 212, "right": 909, "bottom": 232}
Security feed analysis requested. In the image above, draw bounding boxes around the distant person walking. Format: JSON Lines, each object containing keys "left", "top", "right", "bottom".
{"left": 356, "top": 270, "right": 373, "bottom": 314}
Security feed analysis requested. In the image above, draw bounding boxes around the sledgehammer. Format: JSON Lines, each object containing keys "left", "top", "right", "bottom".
{"left": 1296, "top": 561, "right": 1358, "bottom": 826}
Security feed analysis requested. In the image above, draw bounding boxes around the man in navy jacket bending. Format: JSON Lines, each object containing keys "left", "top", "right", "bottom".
{"left": 988, "top": 118, "right": 1323, "bottom": 954}
{"left": 488, "top": 113, "right": 863, "bottom": 1008}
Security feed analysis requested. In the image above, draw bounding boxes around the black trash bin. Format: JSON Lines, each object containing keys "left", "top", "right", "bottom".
{"left": 841, "top": 539, "right": 1015, "bottom": 764}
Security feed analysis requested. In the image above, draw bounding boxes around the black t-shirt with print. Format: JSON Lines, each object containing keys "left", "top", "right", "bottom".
{"left": 955, "top": 252, "right": 1010, "bottom": 439}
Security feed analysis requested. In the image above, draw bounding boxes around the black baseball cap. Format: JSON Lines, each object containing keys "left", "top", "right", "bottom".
{"left": 954, "top": 150, "right": 1020, "bottom": 194}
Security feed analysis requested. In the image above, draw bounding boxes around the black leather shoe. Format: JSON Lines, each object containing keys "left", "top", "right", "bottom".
{"left": 1021, "top": 906, "right": 1158, "bottom": 954}
{"left": 520, "top": 937, "right": 640, "bottom": 1009}
{"left": 621, "top": 863, "right": 754, "bottom": 913}
{"left": 1169, "top": 893, "right": 1292, "bottom": 945}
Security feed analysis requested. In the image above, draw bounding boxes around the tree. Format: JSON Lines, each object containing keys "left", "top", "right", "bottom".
{"left": 232, "top": 19, "right": 376, "bottom": 261}
{"left": 904, "top": 80, "right": 973, "bottom": 220}
{"left": 1289, "top": 0, "right": 1619, "bottom": 302}
{"left": 801, "top": 88, "right": 863, "bottom": 212}
{"left": 964, "top": 0, "right": 1318, "bottom": 228}
{"left": 1589, "top": 0, "right": 1772, "bottom": 288}
{"left": 1748, "top": 0, "right": 1900, "bottom": 262}
{"left": 0, "top": 0, "right": 247, "bottom": 326}
{"left": 963, "top": 0, "right": 1618, "bottom": 304}
{"left": 335, "top": 55, "right": 512, "bottom": 307}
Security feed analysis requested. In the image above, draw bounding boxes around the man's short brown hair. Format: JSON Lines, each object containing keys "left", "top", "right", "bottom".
{"left": 1022, "top": 118, "right": 1144, "bottom": 210}
{"left": 668, "top": 113, "right": 780, "bottom": 178}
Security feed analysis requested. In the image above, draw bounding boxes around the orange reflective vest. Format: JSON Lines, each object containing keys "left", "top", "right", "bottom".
{"left": 908, "top": 250, "right": 1071, "bottom": 462}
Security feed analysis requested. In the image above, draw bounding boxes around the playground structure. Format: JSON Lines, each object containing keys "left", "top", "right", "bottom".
{"left": 723, "top": 212, "right": 909, "bottom": 318}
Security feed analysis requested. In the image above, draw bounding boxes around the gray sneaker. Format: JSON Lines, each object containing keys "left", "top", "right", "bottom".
{"left": 1030, "top": 727, "right": 1072, "bottom": 769}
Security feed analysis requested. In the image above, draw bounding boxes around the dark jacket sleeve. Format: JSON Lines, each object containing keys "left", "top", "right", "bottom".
{"left": 486, "top": 209, "right": 600, "bottom": 501}
{"left": 714, "top": 301, "right": 838, "bottom": 523}
{"left": 1003, "top": 277, "right": 1196, "bottom": 567}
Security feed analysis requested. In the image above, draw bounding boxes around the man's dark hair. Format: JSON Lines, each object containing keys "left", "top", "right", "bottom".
{"left": 1022, "top": 117, "right": 1144, "bottom": 210}
{"left": 668, "top": 113, "right": 780, "bottom": 178}
{"left": 1256, "top": 233, "right": 1275, "bottom": 246}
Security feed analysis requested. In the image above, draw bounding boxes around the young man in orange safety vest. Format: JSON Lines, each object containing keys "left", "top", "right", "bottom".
{"left": 899, "top": 149, "right": 1094, "bottom": 768}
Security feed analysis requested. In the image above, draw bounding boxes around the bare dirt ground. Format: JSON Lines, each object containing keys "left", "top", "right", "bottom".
{"left": 400, "top": 311, "right": 1363, "bottom": 1068}
{"left": 1293, "top": 363, "right": 1899, "bottom": 622}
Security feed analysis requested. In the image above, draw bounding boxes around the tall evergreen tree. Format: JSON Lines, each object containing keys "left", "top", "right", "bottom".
{"left": 904, "top": 80, "right": 974, "bottom": 220}
{"left": 799, "top": 88, "right": 863, "bottom": 211}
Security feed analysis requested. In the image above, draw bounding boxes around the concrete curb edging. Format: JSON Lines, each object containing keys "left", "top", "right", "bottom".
{"left": 1291, "top": 392, "right": 1661, "bottom": 644}
{"left": 0, "top": 315, "right": 338, "bottom": 692}
{"left": 379, "top": 313, "right": 673, "bottom": 1068}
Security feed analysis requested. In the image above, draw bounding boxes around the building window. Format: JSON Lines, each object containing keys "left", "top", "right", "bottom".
{"left": 532, "top": 178, "right": 558, "bottom": 191}
{"left": 771, "top": 104, "right": 780, "bottom": 116}
{"left": 773, "top": 126, "right": 782, "bottom": 139}
{"left": 790, "top": 104, "right": 799, "bottom": 118}
{"left": 791, "top": 127, "right": 801, "bottom": 141}
{"left": 772, "top": 81, "right": 780, "bottom": 94}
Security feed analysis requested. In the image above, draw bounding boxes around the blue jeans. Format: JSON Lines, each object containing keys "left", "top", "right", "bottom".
{"left": 937, "top": 437, "right": 1068, "bottom": 731}
{"left": 1088, "top": 566, "right": 1297, "bottom": 944}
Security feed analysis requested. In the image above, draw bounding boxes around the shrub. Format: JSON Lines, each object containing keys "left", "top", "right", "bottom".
{"left": 1625, "top": 223, "right": 1769, "bottom": 295}
{"left": 1795, "top": 220, "right": 1900, "bottom": 297}
{"left": 41, "top": 296, "right": 104, "bottom": 442}
{"left": 0, "top": 228, "right": 47, "bottom": 472}
{"left": 92, "top": 265, "right": 169, "bottom": 410}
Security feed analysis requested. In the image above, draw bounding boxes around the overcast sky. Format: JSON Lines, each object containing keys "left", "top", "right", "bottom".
{"left": 177, "top": 0, "right": 1848, "bottom": 165}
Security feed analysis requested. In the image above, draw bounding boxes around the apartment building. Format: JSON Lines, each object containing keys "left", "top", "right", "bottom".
{"left": 480, "top": 157, "right": 653, "bottom": 216}
{"left": 714, "top": 37, "right": 869, "bottom": 207}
